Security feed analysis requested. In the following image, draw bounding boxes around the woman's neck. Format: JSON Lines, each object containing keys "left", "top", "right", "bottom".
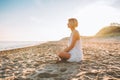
{"left": 70, "top": 27, "right": 75, "bottom": 32}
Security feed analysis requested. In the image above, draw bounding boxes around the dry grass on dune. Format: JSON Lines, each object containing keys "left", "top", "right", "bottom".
{"left": 95, "top": 26, "right": 120, "bottom": 37}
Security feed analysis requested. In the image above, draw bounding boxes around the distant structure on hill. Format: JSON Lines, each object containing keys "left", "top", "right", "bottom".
{"left": 110, "top": 23, "right": 120, "bottom": 27}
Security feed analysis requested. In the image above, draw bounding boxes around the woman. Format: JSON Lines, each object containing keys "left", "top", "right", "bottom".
{"left": 57, "top": 18, "right": 83, "bottom": 62}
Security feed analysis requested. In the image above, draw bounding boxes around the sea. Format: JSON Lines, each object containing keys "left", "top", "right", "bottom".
{"left": 0, "top": 41, "right": 45, "bottom": 51}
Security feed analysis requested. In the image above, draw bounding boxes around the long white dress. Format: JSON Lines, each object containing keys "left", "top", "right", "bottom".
{"left": 67, "top": 30, "right": 83, "bottom": 62}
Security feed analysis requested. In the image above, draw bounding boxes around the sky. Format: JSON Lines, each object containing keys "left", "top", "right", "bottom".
{"left": 0, "top": 0, "right": 120, "bottom": 41}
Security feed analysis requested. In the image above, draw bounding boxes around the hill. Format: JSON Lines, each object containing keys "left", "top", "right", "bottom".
{"left": 95, "top": 26, "right": 120, "bottom": 37}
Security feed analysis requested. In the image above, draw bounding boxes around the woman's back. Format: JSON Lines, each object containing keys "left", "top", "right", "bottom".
{"left": 67, "top": 30, "right": 83, "bottom": 62}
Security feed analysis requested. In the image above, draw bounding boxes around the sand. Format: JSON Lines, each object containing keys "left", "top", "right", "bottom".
{"left": 0, "top": 37, "right": 120, "bottom": 80}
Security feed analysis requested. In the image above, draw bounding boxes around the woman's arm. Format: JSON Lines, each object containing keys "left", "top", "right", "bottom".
{"left": 64, "top": 30, "right": 80, "bottom": 52}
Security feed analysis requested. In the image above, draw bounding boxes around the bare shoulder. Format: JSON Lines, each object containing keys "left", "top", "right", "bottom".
{"left": 73, "top": 30, "right": 80, "bottom": 39}
{"left": 73, "top": 30, "right": 80, "bottom": 36}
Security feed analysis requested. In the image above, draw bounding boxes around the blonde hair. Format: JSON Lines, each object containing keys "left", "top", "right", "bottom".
{"left": 68, "top": 18, "right": 78, "bottom": 28}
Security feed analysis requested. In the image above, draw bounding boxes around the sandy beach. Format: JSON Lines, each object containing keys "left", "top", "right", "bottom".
{"left": 0, "top": 37, "right": 120, "bottom": 80}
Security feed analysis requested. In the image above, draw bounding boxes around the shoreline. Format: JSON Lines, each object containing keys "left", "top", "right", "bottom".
{"left": 0, "top": 40, "right": 62, "bottom": 56}
{"left": 0, "top": 41, "right": 46, "bottom": 52}
{"left": 0, "top": 36, "right": 120, "bottom": 52}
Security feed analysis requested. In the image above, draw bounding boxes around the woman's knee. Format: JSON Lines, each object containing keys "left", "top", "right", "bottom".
{"left": 58, "top": 52, "right": 70, "bottom": 59}
{"left": 57, "top": 52, "right": 62, "bottom": 57}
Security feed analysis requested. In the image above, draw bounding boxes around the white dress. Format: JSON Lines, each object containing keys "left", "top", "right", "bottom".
{"left": 67, "top": 30, "right": 83, "bottom": 62}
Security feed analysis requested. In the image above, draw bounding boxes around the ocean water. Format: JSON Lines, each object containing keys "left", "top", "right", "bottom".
{"left": 0, "top": 41, "right": 45, "bottom": 51}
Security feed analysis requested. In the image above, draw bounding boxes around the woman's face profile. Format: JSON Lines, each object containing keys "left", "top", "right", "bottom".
{"left": 67, "top": 21, "right": 72, "bottom": 28}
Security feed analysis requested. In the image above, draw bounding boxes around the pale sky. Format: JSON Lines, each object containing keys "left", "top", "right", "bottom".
{"left": 0, "top": 0, "right": 120, "bottom": 41}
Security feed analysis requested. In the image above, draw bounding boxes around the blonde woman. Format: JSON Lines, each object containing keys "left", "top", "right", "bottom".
{"left": 57, "top": 18, "right": 83, "bottom": 62}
